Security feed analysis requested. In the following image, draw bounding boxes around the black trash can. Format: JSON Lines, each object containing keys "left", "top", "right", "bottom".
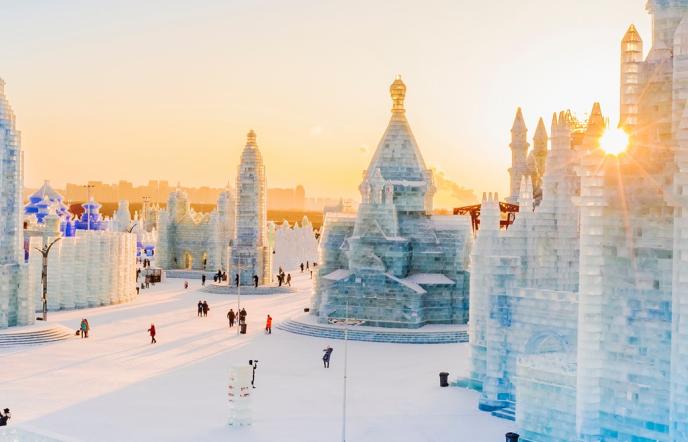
{"left": 505, "top": 432, "right": 519, "bottom": 442}
{"left": 240, "top": 323, "right": 247, "bottom": 334}
{"left": 439, "top": 372, "right": 449, "bottom": 387}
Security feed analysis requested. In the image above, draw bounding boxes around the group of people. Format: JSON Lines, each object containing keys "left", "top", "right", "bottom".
{"left": 276, "top": 268, "right": 291, "bottom": 287}
{"left": 197, "top": 300, "right": 210, "bottom": 317}
{"left": 226, "top": 308, "right": 247, "bottom": 328}
{"left": 79, "top": 318, "right": 90, "bottom": 338}
{"left": 214, "top": 270, "right": 228, "bottom": 283}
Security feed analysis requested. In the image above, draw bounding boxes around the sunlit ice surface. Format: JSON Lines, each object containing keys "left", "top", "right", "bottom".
{"left": 600, "top": 128, "right": 629, "bottom": 156}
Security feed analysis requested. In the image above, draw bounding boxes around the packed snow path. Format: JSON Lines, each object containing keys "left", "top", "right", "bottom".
{"left": 2, "top": 271, "right": 514, "bottom": 441}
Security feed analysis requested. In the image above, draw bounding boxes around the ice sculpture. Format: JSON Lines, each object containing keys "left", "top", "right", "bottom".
{"left": 26, "top": 210, "right": 137, "bottom": 311}
{"left": 231, "top": 130, "right": 271, "bottom": 285}
{"left": 0, "top": 79, "right": 32, "bottom": 328}
{"left": 312, "top": 77, "right": 472, "bottom": 328}
{"left": 466, "top": 3, "right": 688, "bottom": 440}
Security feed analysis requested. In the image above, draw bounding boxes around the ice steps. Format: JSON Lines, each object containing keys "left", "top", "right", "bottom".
{"left": 0, "top": 326, "right": 74, "bottom": 347}
{"left": 277, "top": 320, "right": 468, "bottom": 344}
{"left": 491, "top": 405, "right": 516, "bottom": 421}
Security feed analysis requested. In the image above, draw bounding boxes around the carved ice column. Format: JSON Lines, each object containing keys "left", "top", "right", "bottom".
{"left": 575, "top": 146, "right": 607, "bottom": 441}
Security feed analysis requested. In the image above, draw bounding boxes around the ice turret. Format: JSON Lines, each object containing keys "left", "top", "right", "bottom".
{"left": 621, "top": 25, "right": 643, "bottom": 132}
{"left": 508, "top": 107, "right": 530, "bottom": 204}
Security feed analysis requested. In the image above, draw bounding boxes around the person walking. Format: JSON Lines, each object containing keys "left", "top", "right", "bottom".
{"left": 202, "top": 300, "right": 209, "bottom": 317}
{"left": 227, "top": 309, "right": 236, "bottom": 327}
{"left": 239, "top": 308, "right": 247, "bottom": 325}
{"left": 235, "top": 273, "right": 239, "bottom": 287}
{"left": 277, "top": 273, "right": 283, "bottom": 287}
{"left": 253, "top": 274, "right": 259, "bottom": 288}
{"left": 197, "top": 300, "right": 203, "bottom": 317}
{"left": 265, "top": 314, "right": 272, "bottom": 334}
{"left": 80, "top": 318, "right": 88, "bottom": 338}
{"left": 184, "top": 281, "right": 189, "bottom": 289}
{"left": 84, "top": 318, "right": 90, "bottom": 338}
{"left": 300, "top": 262, "right": 304, "bottom": 272}
{"left": 148, "top": 323, "right": 157, "bottom": 344}
{"left": 323, "top": 346, "right": 333, "bottom": 368}
{"left": 286, "top": 273, "right": 292, "bottom": 287}
{"left": 201, "top": 274, "right": 206, "bottom": 286}
{"left": 0, "top": 408, "right": 10, "bottom": 427}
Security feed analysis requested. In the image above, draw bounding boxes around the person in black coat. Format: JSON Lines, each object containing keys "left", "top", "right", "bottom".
{"left": 235, "top": 273, "right": 239, "bottom": 287}
{"left": 239, "top": 308, "right": 247, "bottom": 325}
{"left": 197, "top": 300, "right": 203, "bottom": 317}
{"left": 323, "top": 346, "right": 333, "bottom": 368}
{"left": 227, "top": 309, "right": 236, "bottom": 327}
{"left": 202, "top": 300, "right": 209, "bottom": 317}
{"left": 253, "top": 274, "right": 259, "bottom": 288}
{"left": 0, "top": 408, "right": 11, "bottom": 426}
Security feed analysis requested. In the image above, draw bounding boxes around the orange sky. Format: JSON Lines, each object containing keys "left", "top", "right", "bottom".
{"left": 1, "top": 1, "right": 649, "bottom": 203}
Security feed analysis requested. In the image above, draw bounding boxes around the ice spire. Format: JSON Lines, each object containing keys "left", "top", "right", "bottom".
{"left": 620, "top": 24, "right": 642, "bottom": 132}
{"left": 534, "top": 118, "right": 547, "bottom": 152}
{"left": 586, "top": 102, "right": 606, "bottom": 139}
{"left": 512, "top": 107, "right": 527, "bottom": 133}
{"left": 508, "top": 107, "right": 529, "bottom": 204}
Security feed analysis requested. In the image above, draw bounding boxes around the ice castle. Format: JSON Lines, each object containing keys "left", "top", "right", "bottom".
{"left": 156, "top": 186, "right": 235, "bottom": 272}
{"left": 231, "top": 130, "right": 271, "bottom": 285}
{"left": 0, "top": 79, "right": 32, "bottom": 328}
{"left": 465, "top": 2, "right": 688, "bottom": 440}
{"left": 312, "top": 77, "right": 472, "bottom": 328}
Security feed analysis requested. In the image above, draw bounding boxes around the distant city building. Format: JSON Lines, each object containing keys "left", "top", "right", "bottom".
{"left": 232, "top": 130, "right": 271, "bottom": 285}
{"left": 312, "top": 77, "right": 472, "bottom": 328}
{"left": 268, "top": 185, "right": 305, "bottom": 211}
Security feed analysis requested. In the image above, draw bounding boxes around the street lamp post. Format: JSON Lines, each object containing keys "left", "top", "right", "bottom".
{"left": 329, "top": 295, "right": 363, "bottom": 442}
{"left": 35, "top": 237, "right": 62, "bottom": 321}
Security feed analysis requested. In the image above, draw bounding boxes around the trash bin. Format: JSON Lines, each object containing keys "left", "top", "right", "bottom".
{"left": 439, "top": 372, "right": 449, "bottom": 387}
{"left": 240, "top": 323, "right": 247, "bottom": 334}
{"left": 505, "top": 432, "right": 520, "bottom": 442}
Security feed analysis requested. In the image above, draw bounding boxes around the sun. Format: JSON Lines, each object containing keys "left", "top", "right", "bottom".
{"left": 599, "top": 128, "right": 629, "bottom": 156}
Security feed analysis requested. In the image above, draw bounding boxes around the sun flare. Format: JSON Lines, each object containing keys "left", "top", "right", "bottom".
{"left": 600, "top": 128, "right": 629, "bottom": 156}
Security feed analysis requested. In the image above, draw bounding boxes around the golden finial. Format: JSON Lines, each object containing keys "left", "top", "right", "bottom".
{"left": 390, "top": 75, "right": 406, "bottom": 117}
{"left": 247, "top": 129, "right": 257, "bottom": 146}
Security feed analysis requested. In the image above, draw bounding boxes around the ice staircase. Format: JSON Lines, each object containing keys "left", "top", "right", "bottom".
{"left": 491, "top": 404, "right": 516, "bottom": 421}
{"left": 277, "top": 320, "right": 468, "bottom": 344}
{"left": 0, "top": 326, "right": 74, "bottom": 348}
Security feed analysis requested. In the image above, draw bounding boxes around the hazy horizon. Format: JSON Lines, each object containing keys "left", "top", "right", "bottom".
{"left": 2, "top": 0, "right": 649, "bottom": 200}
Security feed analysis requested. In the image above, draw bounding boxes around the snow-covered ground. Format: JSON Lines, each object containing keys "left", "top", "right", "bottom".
{"left": 2, "top": 271, "right": 514, "bottom": 441}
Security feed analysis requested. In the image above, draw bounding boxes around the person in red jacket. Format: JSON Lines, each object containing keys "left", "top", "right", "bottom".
{"left": 265, "top": 315, "right": 272, "bottom": 334}
{"left": 147, "top": 323, "right": 157, "bottom": 344}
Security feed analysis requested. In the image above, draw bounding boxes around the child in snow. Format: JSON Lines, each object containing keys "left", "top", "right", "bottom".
{"left": 265, "top": 315, "right": 272, "bottom": 334}
{"left": 148, "top": 323, "right": 157, "bottom": 344}
{"left": 323, "top": 346, "right": 333, "bottom": 368}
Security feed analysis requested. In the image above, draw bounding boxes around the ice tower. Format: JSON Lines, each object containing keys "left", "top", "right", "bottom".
{"left": 312, "top": 77, "right": 472, "bottom": 328}
{"left": 231, "top": 130, "right": 270, "bottom": 285}
{"left": 0, "top": 79, "right": 32, "bottom": 328}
